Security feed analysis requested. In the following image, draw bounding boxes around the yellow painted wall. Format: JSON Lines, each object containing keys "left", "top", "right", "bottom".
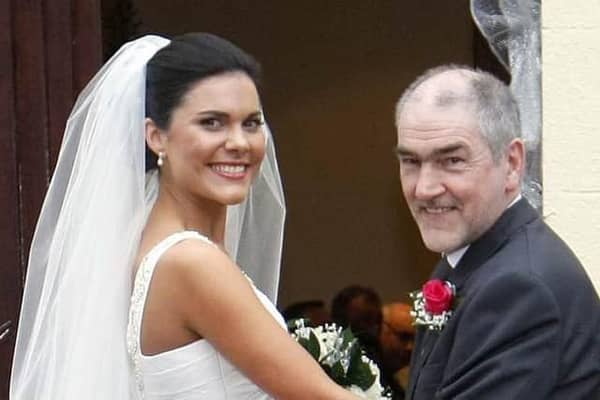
{"left": 542, "top": 1, "right": 600, "bottom": 291}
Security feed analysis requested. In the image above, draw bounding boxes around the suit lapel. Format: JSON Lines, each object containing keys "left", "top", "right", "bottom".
{"left": 448, "top": 199, "right": 539, "bottom": 290}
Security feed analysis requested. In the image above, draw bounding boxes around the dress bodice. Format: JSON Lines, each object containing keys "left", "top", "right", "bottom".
{"left": 127, "top": 231, "right": 285, "bottom": 399}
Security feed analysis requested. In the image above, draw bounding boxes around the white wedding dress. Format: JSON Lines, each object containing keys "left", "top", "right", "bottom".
{"left": 127, "top": 231, "right": 286, "bottom": 399}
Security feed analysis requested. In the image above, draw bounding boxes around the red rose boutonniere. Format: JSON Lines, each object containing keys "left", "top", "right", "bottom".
{"left": 410, "top": 279, "right": 456, "bottom": 331}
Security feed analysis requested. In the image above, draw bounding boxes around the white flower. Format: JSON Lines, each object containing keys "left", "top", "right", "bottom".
{"left": 314, "top": 324, "right": 343, "bottom": 362}
{"left": 348, "top": 383, "right": 388, "bottom": 399}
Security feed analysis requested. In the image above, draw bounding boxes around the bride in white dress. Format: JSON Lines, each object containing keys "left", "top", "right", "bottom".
{"left": 10, "top": 33, "right": 360, "bottom": 400}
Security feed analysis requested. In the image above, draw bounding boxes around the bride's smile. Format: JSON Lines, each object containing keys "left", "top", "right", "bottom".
{"left": 146, "top": 71, "right": 266, "bottom": 207}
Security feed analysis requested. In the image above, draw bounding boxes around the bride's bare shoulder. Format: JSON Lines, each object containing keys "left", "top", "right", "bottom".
{"left": 157, "top": 237, "right": 240, "bottom": 283}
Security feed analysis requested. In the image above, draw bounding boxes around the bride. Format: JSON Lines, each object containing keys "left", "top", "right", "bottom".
{"left": 10, "top": 33, "right": 360, "bottom": 399}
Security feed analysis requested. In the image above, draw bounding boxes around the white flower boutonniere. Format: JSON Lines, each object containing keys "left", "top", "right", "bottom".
{"left": 410, "top": 279, "right": 457, "bottom": 331}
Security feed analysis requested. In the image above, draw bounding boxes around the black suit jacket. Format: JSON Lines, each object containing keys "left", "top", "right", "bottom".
{"left": 408, "top": 199, "right": 600, "bottom": 399}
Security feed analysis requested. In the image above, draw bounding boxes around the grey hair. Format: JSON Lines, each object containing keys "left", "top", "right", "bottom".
{"left": 395, "top": 64, "right": 521, "bottom": 161}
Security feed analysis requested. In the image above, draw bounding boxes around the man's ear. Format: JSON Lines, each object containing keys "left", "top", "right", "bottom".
{"left": 505, "top": 138, "right": 526, "bottom": 192}
{"left": 145, "top": 118, "right": 166, "bottom": 156}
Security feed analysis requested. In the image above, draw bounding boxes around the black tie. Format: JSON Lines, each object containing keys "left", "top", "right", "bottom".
{"left": 431, "top": 256, "right": 452, "bottom": 281}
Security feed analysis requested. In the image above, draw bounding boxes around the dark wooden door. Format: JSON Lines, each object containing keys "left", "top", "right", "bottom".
{"left": 0, "top": 1, "right": 101, "bottom": 398}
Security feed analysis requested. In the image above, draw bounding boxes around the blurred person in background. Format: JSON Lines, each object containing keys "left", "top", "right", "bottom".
{"left": 282, "top": 300, "right": 331, "bottom": 327}
{"left": 380, "top": 303, "right": 415, "bottom": 399}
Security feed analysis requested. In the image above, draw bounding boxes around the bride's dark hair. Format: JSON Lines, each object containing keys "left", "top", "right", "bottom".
{"left": 145, "top": 32, "right": 262, "bottom": 170}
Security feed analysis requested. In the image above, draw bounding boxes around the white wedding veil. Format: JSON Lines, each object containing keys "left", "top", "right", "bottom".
{"left": 10, "top": 34, "right": 286, "bottom": 399}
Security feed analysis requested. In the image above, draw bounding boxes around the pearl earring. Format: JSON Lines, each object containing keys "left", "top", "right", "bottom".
{"left": 157, "top": 152, "right": 165, "bottom": 167}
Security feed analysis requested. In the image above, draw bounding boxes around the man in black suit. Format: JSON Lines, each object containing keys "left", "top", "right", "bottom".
{"left": 394, "top": 65, "right": 600, "bottom": 399}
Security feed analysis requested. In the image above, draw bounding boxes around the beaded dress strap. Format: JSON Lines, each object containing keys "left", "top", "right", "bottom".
{"left": 127, "top": 231, "right": 215, "bottom": 397}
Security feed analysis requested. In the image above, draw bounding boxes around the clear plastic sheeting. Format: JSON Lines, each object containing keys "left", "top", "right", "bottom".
{"left": 471, "top": 0, "right": 542, "bottom": 210}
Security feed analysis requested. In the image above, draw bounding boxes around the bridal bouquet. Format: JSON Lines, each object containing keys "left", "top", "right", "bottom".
{"left": 289, "top": 319, "right": 391, "bottom": 399}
